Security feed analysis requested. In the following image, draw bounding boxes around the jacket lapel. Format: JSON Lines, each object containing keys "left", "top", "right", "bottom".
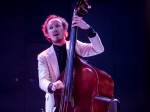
{"left": 47, "top": 45, "right": 60, "bottom": 81}
{"left": 47, "top": 42, "right": 70, "bottom": 81}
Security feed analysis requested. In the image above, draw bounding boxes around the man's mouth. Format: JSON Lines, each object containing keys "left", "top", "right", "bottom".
{"left": 53, "top": 33, "right": 59, "bottom": 36}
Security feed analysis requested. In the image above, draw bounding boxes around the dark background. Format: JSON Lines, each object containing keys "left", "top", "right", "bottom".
{"left": 0, "top": 0, "right": 150, "bottom": 112}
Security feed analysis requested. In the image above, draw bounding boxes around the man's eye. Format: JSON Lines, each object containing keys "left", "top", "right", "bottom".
{"left": 56, "top": 25, "right": 60, "bottom": 27}
{"left": 49, "top": 27, "right": 53, "bottom": 29}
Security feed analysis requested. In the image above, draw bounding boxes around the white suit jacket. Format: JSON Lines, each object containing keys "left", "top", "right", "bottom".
{"left": 37, "top": 34, "right": 104, "bottom": 112}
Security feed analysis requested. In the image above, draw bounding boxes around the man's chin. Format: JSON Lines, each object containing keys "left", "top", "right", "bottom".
{"left": 52, "top": 39, "right": 61, "bottom": 43}
{"left": 52, "top": 39, "right": 64, "bottom": 44}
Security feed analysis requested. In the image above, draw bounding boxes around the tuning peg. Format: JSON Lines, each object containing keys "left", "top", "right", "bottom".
{"left": 83, "top": 0, "right": 91, "bottom": 9}
{"left": 81, "top": 4, "right": 88, "bottom": 13}
{"left": 87, "top": 5, "right": 91, "bottom": 9}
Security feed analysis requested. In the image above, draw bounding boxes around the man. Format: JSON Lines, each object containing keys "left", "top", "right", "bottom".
{"left": 37, "top": 14, "right": 104, "bottom": 112}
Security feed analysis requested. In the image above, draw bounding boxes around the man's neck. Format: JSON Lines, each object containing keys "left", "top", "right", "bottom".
{"left": 53, "top": 40, "right": 66, "bottom": 46}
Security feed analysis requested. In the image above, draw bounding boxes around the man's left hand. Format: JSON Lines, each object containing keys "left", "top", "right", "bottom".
{"left": 72, "top": 16, "right": 90, "bottom": 30}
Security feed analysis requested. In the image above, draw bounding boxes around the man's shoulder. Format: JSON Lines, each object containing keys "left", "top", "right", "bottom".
{"left": 37, "top": 47, "right": 51, "bottom": 59}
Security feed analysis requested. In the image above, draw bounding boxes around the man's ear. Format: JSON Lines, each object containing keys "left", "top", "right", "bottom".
{"left": 65, "top": 31, "right": 68, "bottom": 38}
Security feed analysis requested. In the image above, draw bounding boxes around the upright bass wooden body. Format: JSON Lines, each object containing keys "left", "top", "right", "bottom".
{"left": 54, "top": 0, "right": 114, "bottom": 112}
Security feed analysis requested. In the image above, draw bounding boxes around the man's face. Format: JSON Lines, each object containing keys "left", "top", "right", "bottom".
{"left": 46, "top": 18, "right": 66, "bottom": 45}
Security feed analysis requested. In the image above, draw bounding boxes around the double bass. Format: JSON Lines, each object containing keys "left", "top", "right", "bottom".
{"left": 54, "top": 0, "right": 114, "bottom": 111}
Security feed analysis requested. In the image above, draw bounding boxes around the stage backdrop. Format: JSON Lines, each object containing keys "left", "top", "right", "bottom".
{"left": 0, "top": 0, "right": 150, "bottom": 112}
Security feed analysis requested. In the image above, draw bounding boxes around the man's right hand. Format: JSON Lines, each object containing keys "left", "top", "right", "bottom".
{"left": 52, "top": 80, "right": 64, "bottom": 91}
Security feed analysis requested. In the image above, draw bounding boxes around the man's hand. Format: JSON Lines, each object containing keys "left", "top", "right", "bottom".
{"left": 52, "top": 80, "right": 64, "bottom": 91}
{"left": 72, "top": 16, "right": 90, "bottom": 30}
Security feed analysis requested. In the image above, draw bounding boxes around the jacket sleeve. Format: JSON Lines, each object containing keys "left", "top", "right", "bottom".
{"left": 37, "top": 54, "right": 51, "bottom": 93}
{"left": 76, "top": 33, "right": 104, "bottom": 57}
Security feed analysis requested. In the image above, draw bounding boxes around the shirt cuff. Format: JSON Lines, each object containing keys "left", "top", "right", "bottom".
{"left": 85, "top": 25, "right": 97, "bottom": 38}
{"left": 48, "top": 83, "right": 54, "bottom": 93}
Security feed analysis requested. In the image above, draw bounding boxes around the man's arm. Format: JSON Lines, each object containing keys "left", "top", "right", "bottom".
{"left": 37, "top": 54, "right": 51, "bottom": 93}
{"left": 72, "top": 16, "right": 104, "bottom": 57}
{"left": 76, "top": 33, "right": 104, "bottom": 57}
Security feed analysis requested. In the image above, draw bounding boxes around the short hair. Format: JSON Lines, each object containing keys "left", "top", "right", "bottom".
{"left": 42, "top": 14, "right": 69, "bottom": 42}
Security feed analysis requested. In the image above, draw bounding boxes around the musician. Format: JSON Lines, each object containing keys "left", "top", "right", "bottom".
{"left": 37, "top": 14, "right": 104, "bottom": 112}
